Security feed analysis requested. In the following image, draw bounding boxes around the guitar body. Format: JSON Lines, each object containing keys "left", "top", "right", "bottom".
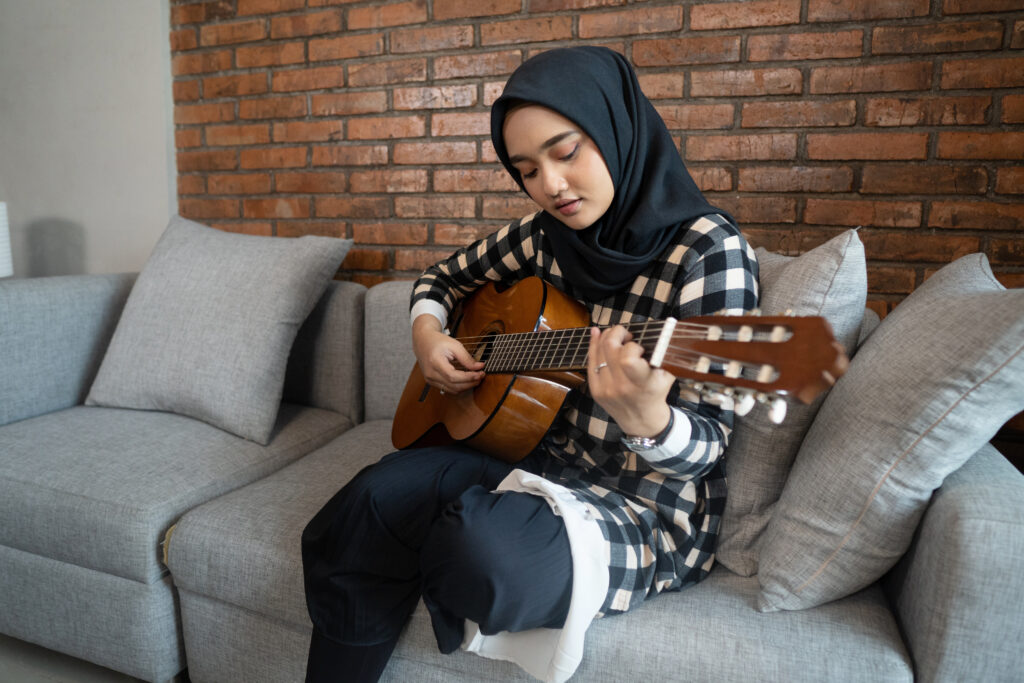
{"left": 392, "top": 278, "right": 590, "bottom": 463}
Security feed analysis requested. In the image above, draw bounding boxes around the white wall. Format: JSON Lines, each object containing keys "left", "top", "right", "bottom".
{"left": 0, "top": 0, "right": 176, "bottom": 277}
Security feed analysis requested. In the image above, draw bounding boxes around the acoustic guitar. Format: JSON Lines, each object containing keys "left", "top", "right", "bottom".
{"left": 392, "top": 277, "right": 849, "bottom": 463}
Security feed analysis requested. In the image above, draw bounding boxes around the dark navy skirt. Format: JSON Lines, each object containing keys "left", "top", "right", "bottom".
{"left": 301, "top": 446, "right": 573, "bottom": 682}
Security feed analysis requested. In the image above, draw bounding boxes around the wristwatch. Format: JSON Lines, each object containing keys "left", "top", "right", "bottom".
{"left": 622, "top": 409, "right": 675, "bottom": 452}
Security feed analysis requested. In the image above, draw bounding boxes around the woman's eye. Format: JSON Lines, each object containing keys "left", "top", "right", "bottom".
{"left": 522, "top": 168, "right": 538, "bottom": 179}
{"left": 559, "top": 144, "right": 580, "bottom": 162}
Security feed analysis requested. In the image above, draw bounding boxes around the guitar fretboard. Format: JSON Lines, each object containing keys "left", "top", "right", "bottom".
{"left": 476, "top": 321, "right": 665, "bottom": 373}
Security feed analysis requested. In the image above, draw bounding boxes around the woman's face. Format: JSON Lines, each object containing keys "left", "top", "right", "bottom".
{"left": 502, "top": 104, "right": 615, "bottom": 232}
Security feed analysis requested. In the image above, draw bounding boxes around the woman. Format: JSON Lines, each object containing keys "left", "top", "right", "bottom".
{"left": 302, "top": 46, "right": 759, "bottom": 683}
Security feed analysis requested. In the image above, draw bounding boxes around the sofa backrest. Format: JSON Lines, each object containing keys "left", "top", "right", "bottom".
{"left": 282, "top": 280, "right": 367, "bottom": 424}
{"left": 363, "top": 279, "right": 416, "bottom": 421}
{"left": 0, "top": 273, "right": 136, "bottom": 427}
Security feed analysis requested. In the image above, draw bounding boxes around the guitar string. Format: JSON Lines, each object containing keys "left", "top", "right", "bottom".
{"left": 449, "top": 320, "right": 785, "bottom": 375}
{"left": 463, "top": 341, "right": 776, "bottom": 370}
{"left": 453, "top": 321, "right": 784, "bottom": 347}
{"left": 479, "top": 340, "right": 765, "bottom": 376}
{"left": 457, "top": 332, "right": 780, "bottom": 357}
{"left": 453, "top": 330, "right": 779, "bottom": 355}
{"left": 480, "top": 351, "right": 767, "bottom": 382}
{"left": 451, "top": 320, "right": 768, "bottom": 344}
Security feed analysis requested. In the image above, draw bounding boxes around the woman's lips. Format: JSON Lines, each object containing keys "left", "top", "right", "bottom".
{"left": 556, "top": 199, "right": 581, "bottom": 216}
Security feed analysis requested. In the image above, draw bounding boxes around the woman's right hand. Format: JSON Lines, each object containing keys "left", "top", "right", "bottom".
{"left": 411, "top": 314, "right": 485, "bottom": 395}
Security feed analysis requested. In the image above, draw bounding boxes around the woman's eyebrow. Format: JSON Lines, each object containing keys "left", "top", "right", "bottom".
{"left": 508, "top": 130, "right": 579, "bottom": 165}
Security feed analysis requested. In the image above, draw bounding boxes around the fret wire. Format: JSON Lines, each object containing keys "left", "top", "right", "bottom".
{"left": 498, "top": 334, "right": 515, "bottom": 373}
{"left": 521, "top": 331, "right": 534, "bottom": 372}
{"left": 530, "top": 331, "right": 542, "bottom": 372}
{"left": 573, "top": 327, "right": 587, "bottom": 369}
{"left": 538, "top": 329, "right": 554, "bottom": 370}
{"left": 527, "top": 330, "right": 541, "bottom": 372}
{"left": 513, "top": 330, "right": 528, "bottom": 373}
{"left": 540, "top": 330, "right": 554, "bottom": 371}
{"left": 540, "top": 331, "right": 555, "bottom": 370}
{"left": 563, "top": 329, "right": 576, "bottom": 370}
{"left": 545, "top": 330, "right": 559, "bottom": 369}
{"left": 494, "top": 332, "right": 508, "bottom": 372}
{"left": 540, "top": 329, "right": 557, "bottom": 368}
{"left": 540, "top": 330, "right": 554, "bottom": 370}
{"left": 500, "top": 332, "right": 515, "bottom": 373}
{"left": 516, "top": 331, "right": 529, "bottom": 372}
{"left": 499, "top": 334, "right": 514, "bottom": 373}
{"left": 486, "top": 334, "right": 500, "bottom": 372}
{"left": 558, "top": 327, "right": 573, "bottom": 370}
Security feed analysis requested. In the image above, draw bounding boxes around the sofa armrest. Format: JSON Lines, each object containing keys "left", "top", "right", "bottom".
{"left": 883, "top": 443, "right": 1024, "bottom": 682}
{"left": 0, "top": 273, "right": 136, "bottom": 426}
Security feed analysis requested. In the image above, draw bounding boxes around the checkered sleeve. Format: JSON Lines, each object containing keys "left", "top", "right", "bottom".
{"left": 634, "top": 215, "right": 760, "bottom": 479}
{"left": 410, "top": 213, "right": 546, "bottom": 323}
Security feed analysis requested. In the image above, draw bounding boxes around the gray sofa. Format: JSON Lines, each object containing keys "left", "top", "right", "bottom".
{"left": 2, "top": 245, "right": 1023, "bottom": 681}
{"left": 0, "top": 273, "right": 365, "bottom": 682}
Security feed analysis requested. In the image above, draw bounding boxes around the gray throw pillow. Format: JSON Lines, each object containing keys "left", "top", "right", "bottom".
{"left": 86, "top": 216, "right": 352, "bottom": 444}
{"left": 757, "top": 253, "right": 1024, "bottom": 611}
{"left": 716, "top": 229, "right": 867, "bottom": 577}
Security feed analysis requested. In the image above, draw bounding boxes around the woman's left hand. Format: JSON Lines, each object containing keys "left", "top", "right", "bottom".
{"left": 587, "top": 325, "right": 675, "bottom": 438}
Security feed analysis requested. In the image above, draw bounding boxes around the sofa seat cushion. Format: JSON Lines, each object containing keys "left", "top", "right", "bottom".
{"left": 168, "top": 419, "right": 912, "bottom": 683}
{"left": 167, "top": 419, "right": 394, "bottom": 624}
{"left": 0, "top": 403, "right": 350, "bottom": 584}
{"left": 388, "top": 569, "right": 912, "bottom": 682}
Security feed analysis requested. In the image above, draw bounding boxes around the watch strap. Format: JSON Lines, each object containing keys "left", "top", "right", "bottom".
{"left": 622, "top": 408, "right": 675, "bottom": 451}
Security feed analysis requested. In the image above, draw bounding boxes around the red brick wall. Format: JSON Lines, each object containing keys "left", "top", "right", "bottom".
{"left": 170, "top": 0, "right": 1024, "bottom": 314}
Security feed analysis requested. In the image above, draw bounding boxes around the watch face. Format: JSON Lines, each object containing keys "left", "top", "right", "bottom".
{"left": 624, "top": 436, "right": 659, "bottom": 451}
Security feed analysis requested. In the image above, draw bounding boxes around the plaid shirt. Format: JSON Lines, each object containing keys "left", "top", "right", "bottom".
{"left": 412, "top": 212, "right": 759, "bottom": 616}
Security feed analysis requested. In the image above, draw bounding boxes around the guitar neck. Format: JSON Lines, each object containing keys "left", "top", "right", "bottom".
{"left": 472, "top": 320, "right": 669, "bottom": 374}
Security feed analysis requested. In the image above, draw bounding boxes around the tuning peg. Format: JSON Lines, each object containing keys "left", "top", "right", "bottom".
{"left": 769, "top": 397, "right": 788, "bottom": 424}
{"left": 702, "top": 386, "right": 722, "bottom": 401}
{"left": 735, "top": 392, "right": 756, "bottom": 417}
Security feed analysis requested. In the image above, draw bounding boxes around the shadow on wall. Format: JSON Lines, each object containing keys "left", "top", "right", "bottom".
{"left": 26, "top": 218, "right": 85, "bottom": 277}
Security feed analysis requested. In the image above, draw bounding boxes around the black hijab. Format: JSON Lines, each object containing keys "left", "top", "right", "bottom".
{"left": 491, "top": 46, "right": 721, "bottom": 300}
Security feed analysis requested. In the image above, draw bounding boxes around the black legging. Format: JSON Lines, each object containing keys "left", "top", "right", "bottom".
{"left": 301, "top": 446, "right": 574, "bottom": 683}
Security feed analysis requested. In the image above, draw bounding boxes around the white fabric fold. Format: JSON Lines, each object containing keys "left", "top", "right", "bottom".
{"left": 462, "top": 470, "right": 609, "bottom": 683}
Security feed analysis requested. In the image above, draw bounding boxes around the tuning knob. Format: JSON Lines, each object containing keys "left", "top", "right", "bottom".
{"left": 735, "top": 392, "right": 756, "bottom": 417}
{"left": 769, "top": 397, "right": 788, "bottom": 424}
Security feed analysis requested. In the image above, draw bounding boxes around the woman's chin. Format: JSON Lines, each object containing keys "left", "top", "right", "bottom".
{"left": 549, "top": 211, "right": 595, "bottom": 232}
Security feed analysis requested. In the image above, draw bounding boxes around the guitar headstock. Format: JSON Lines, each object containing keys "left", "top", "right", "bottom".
{"left": 655, "top": 312, "right": 849, "bottom": 424}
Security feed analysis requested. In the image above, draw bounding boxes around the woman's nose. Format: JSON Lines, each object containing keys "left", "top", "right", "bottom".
{"left": 543, "top": 169, "right": 568, "bottom": 197}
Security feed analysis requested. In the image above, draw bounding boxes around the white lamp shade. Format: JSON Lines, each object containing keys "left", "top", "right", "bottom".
{"left": 0, "top": 202, "right": 12, "bottom": 278}
{"left": 0, "top": 202, "right": 11, "bottom": 278}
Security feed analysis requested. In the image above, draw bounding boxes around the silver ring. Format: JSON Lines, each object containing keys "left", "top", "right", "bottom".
{"left": 439, "top": 388, "right": 445, "bottom": 395}
{"left": 596, "top": 362, "right": 608, "bottom": 373}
